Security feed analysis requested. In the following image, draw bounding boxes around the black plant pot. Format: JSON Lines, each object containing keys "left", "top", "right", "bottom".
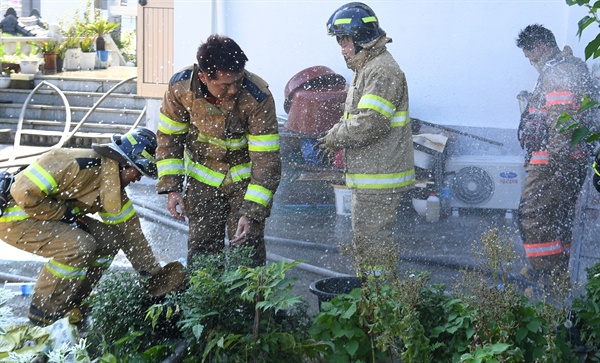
{"left": 309, "top": 276, "right": 362, "bottom": 311}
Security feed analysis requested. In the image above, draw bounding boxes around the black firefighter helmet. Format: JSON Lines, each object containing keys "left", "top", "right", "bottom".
{"left": 92, "top": 127, "right": 158, "bottom": 179}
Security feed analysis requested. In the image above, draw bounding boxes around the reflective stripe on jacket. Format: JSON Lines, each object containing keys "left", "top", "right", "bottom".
{"left": 156, "top": 66, "right": 281, "bottom": 221}
{"left": 526, "top": 46, "right": 596, "bottom": 168}
{"left": 329, "top": 35, "right": 415, "bottom": 193}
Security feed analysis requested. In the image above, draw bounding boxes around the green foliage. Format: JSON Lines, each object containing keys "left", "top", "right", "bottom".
{"left": 79, "top": 37, "right": 95, "bottom": 53}
{"left": 572, "top": 263, "right": 600, "bottom": 357}
{"left": 85, "top": 271, "right": 178, "bottom": 361}
{"left": 166, "top": 246, "right": 326, "bottom": 362}
{"left": 116, "top": 29, "right": 137, "bottom": 65}
{"left": 563, "top": 0, "right": 600, "bottom": 144}
{"left": 85, "top": 17, "right": 118, "bottom": 38}
{"left": 32, "top": 40, "right": 60, "bottom": 54}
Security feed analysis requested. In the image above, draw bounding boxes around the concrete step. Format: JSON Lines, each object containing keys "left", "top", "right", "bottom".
{"left": 0, "top": 68, "right": 145, "bottom": 147}
{"left": 0, "top": 104, "right": 143, "bottom": 125}
{"left": 34, "top": 76, "right": 137, "bottom": 94}
{"left": 0, "top": 88, "right": 145, "bottom": 109}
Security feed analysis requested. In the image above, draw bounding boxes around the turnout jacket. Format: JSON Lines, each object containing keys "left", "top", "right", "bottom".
{"left": 520, "top": 46, "right": 596, "bottom": 166}
{"left": 157, "top": 66, "right": 281, "bottom": 221}
{"left": 4, "top": 148, "right": 160, "bottom": 274}
{"left": 327, "top": 35, "right": 415, "bottom": 194}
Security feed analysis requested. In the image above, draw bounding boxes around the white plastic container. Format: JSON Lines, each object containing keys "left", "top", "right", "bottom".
{"left": 332, "top": 185, "right": 352, "bottom": 216}
{"left": 425, "top": 193, "right": 440, "bottom": 223}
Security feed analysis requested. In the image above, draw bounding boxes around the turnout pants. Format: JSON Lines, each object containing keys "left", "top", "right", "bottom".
{"left": 185, "top": 179, "right": 267, "bottom": 266}
{"left": 519, "top": 158, "right": 587, "bottom": 276}
{"left": 351, "top": 191, "right": 404, "bottom": 274}
{"left": 0, "top": 217, "right": 123, "bottom": 318}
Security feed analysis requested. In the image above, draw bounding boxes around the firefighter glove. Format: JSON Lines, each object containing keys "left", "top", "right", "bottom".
{"left": 60, "top": 209, "right": 89, "bottom": 232}
{"left": 313, "top": 134, "right": 336, "bottom": 164}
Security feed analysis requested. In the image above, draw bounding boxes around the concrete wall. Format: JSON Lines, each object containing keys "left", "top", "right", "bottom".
{"left": 172, "top": 0, "right": 597, "bottom": 130}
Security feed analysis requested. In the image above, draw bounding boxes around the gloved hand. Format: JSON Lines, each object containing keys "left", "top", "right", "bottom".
{"left": 313, "top": 134, "right": 336, "bottom": 165}
{"left": 60, "top": 208, "right": 89, "bottom": 232}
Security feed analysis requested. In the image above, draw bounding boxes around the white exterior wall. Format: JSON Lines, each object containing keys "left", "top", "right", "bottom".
{"left": 171, "top": 0, "right": 596, "bottom": 130}
{"left": 42, "top": 1, "right": 596, "bottom": 129}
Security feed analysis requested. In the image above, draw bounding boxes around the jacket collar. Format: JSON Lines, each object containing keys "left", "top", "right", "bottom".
{"left": 347, "top": 34, "right": 391, "bottom": 71}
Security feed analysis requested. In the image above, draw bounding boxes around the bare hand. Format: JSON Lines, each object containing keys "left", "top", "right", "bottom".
{"left": 230, "top": 215, "right": 251, "bottom": 246}
{"left": 167, "top": 192, "right": 186, "bottom": 221}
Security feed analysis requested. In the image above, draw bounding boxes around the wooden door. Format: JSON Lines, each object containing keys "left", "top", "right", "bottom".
{"left": 137, "top": 0, "right": 174, "bottom": 98}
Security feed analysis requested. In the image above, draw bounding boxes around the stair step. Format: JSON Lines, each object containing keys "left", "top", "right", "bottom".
{"left": 0, "top": 68, "right": 147, "bottom": 148}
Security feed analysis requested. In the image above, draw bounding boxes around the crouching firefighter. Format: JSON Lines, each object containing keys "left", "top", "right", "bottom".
{"left": 0, "top": 128, "right": 186, "bottom": 326}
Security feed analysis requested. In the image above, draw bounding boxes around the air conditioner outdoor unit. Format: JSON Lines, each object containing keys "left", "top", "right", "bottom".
{"left": 445, "top": 155, "right": 526, "bottom": 210}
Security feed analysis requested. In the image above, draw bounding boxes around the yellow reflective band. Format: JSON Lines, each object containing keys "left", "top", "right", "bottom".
{"left": 46, "top": 259, "right": 87, "bottom": 280}
{"left": 158, "top": 113, "right": 189, "bottom": 135}
{"left": 334, "top": 18, "right": 352, "bottom": 25}
{"left": 230, "top": 162, "right": 252, "bottom": 183}
{"left": 362, "top": 16, "right": 377, "bottom": 23}
{"left": 228, "top": 135, "right": 249, "bottom": 151}
{"left": 98, "top": 200, "right": 136, "bottom": 225}
{"left": 24, "top": 162, "right": 57, "bottom": 196}
{"left": 197, "top": 133, "right": 249, "bottom": 151}
{"left": 157, "top": 159, "right": 185, "bottom": 178}
{"left": 0, "top": 206, "right": 29, "bottom": 222}
{"left": 197, "top": 133, "right": 228, "bottom": 149}
{"left": 184, "top": 152, "right": 226, "bottom": 187}
{"left": 391, "top": 111, "right": 409, "bottom": 128}
{"left": 358, "top": 94, "right": 395, "bottom": 119}
{"left": 595, "top": 161, "right": 600, "bottom": 176}
{"left": 244, "top": 184, "right": 273, "bottom": 207}
{"left": 92, "top": 256, "right": 113, "bottom": 268}
{"left": 248, "top": 134, "right": 280, "bottom": 152}
{"left": 127, "top": 133, "right": 138, "bottom": 146}
{"left": 141, "top": 150, "right": 155, "bottom": 162}
{"left": 346, "top": 169, "right": 415, "bottom": 189}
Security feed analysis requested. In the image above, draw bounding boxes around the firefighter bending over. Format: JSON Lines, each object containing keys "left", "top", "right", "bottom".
{"left": 0, "top": 128, "right": 184, "bottom": 326}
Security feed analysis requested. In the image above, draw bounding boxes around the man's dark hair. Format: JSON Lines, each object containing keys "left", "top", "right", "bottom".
{"left": 196, "top": 35, "right": 248, "bottom": 79}
{"left": 516, "top": 24, "right": 557, "bottom": 50}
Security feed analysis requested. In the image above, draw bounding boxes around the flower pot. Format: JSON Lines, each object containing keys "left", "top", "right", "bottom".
{"left": 309, "top": 276, "right": 362, "bottom": 311}
{"left": 43, "top": 53, "right": 57, "bottom": 74}
{"left": 2, "top": 62, "right": 20, "bottom": 74}
{"left": 19, "top": 59, "right": 39, "bottom": 74}
{"left": 96, "top": 50, "right": 110, "bottom": 69}
{"left": 64, "top": 48, "right": 81, "bottom": 71}
{"left": 0, "top": 76, "right": 10, "bottom": 89}
{"left": 56, "top": 57, "right": 64, "bottom": 73}
{"left": 80, "top": 52, "right": 96, "bottom": 71}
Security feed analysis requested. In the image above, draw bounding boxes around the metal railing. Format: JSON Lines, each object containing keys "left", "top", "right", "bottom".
{"left": 0, "top": 75, "right": 139, "bottom": 169}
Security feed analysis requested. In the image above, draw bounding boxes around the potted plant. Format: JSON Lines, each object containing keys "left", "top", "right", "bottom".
{"left": 85, "top": 17, "right": 118, "bottom": 51}
{"left": 33, "top": 40, "right": 60, "bottom": 74}
{"left": 62, "top": 27, "right": 82, "bottom": 71}
{"left": 86, "top": 17, "right": 118, "bottom": 69}
{"left": 79, "top": 37, "right": 96, "bottom": 71}
{"left": 0, "top": 55, "right": 21, "bottom": 74}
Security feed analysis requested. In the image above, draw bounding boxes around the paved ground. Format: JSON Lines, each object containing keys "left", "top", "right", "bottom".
{"left": 2, "top": 124, "right": 599, "bottom": 320}
{"left": 0, "top": 179, "right": 531, "bottom": 320}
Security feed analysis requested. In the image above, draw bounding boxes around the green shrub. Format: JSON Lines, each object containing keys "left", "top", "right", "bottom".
{"left": 86, "top": 270, "right": 178, "bottom": 361}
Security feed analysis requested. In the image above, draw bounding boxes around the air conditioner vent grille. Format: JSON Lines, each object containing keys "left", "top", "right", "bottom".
{"left": 452, "top": 166, "right": 494, "bottom": 205}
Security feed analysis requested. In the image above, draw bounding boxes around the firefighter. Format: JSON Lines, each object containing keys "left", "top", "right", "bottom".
{"left": 0, "top": 128, "right": 185, "bottom": 326}
{"left": 156, "top": 35, "right": 281, "bottom": 266}
{"left": 316, "top": 2, "right": 415, "bottom": 275}
{"left": 516, "top": 24, "right": 595, "bottom": 281}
